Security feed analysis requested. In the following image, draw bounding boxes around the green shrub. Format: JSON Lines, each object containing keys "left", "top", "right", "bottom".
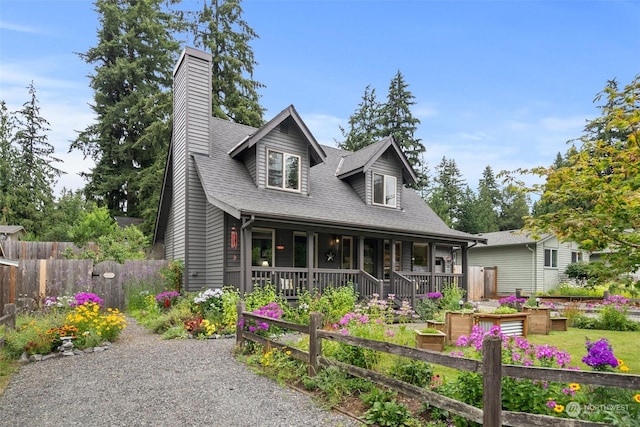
{"left": 414, "top": 296, "right": 439, "bottom": 321}
{"left": 388, "top": 358, "right": 433, "bottom": 388}
{"left": 309, "top": 285, "right": 357, "bottom": 325}
{"left": 440, "top": 283, "right": 466, "bottom": 311}
{"left": 360, "top": 387, "right": 398, "bottom": 406}
{"left": 361, "top": 400, "right": 413, "bottom": 427}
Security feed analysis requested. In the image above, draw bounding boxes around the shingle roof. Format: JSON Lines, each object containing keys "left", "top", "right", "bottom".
{"left": 0, "top": 226, "right": 24, "bottom": 234}
{"left": 336, "top": 136, "right": 417, "bottom": 185}
{"left": 471, "top": 230, "right": 552, "bottom": 247}
{"left": 228, "top": 105, "right": 325, "bottom": 166}
{"left": 192, "top": 117, "right": 480, "bottom": 243}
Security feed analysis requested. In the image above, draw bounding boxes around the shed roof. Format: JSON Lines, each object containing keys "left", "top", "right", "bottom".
{"left": 0, "top": 225, "right": 25, "bottom": 235}
{"left": 471, "top": 230, "right": 553, "bottom": 248}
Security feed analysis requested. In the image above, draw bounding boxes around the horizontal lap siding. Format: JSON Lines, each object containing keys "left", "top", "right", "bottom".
{"left": 172, "top": 56, "right": 188, "bottom": 261}
{"left": 206, "top": 205, "right": 224, "bottom": 288}
{"left": 371, "top": 154, "right": 403, "bottom": 209}
{"left": 468, "top": 246, "right": 534, "bottom": 295}
{"left": 174, "top": 49, "right": 212, "bottom": 290}
{"left": 257, "top": 125, "right": 309, "bottom": 193}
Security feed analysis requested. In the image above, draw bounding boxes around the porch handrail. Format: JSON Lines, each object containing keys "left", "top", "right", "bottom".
{"left": 356, "top": 270, "right": 384, "bottom": 299}
{"left": 390, "top": 272, "right": 417, "bottom": 308}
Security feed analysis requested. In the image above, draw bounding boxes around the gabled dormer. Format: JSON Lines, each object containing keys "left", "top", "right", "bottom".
{"left": 335, "top": 136, "right": 417, "bottom": 209}
{"left": 228, "top": 105, "right": 326, "bottom": 195}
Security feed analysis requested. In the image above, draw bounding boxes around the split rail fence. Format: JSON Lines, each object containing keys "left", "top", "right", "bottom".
{"left": 235, "top": 303, "right": 640, "bottom": 427}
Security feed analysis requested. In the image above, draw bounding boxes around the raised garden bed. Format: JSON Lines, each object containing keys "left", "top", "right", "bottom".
{"left": 474, "top": 312, "right": 529, "bottom": 337}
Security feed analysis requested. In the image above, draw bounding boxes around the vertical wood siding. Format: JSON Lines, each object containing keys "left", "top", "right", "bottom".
{"left": 0, "top": 259, "right": 169, "bottom": 310}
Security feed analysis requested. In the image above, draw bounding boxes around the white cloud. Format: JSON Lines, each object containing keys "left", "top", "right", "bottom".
{"left": 301, "top": 112, "right": 344, "bottom": 147}
{"left": 0, "top": 21, "right": 45, "bottom": 34}
{"left": 1, "top": 59, "right": 95, "bottom": 195}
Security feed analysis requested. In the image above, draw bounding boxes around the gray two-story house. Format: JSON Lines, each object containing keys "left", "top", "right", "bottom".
{"left": 153, "top": 47, "right": 484, "bottom": 303}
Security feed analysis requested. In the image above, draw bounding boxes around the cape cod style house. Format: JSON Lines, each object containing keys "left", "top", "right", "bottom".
{"left": 153, "top": 47, "right": 484, "bottom": 303}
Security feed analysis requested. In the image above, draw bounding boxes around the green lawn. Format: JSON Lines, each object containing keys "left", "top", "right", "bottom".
{"left": 526, "top": 327, "right": 640, "bottom": 374}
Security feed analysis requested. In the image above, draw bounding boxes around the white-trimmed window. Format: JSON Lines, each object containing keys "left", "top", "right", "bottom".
{"left": 373, "top": 173, "right": 396, "bottom": 207}
{"left": 268, "top": 150, "right": 300, "bottom": 191}
{"left": 544, "top": 249, "right": 558, "bottom": 268}
{"left": 571, "top": 251, "right": 582, "bottom": 263}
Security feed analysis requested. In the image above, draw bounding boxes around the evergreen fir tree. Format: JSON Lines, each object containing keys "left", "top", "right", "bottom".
{"left": 185, "top": 0, "right": 265, "bottom": 127}
{"left": 337, "top": 85, "right": 382, "bottom": 151}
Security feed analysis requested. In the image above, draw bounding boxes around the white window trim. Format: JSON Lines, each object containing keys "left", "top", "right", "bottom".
{"left": 544, "top": 248, "right": 558, "bottom": 268}
{"left": 372, "top": 172, "right": 397, "bottom": 208}
{"left": 267, "top": 149, "right": 301, "bottom": 193}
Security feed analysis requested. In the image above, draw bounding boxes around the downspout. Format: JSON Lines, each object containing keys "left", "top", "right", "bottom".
{"left": 526, "top": 244, "right": 535, "bottom": 294}
{"left": 240, "top": 215, "right": 255, "bottom": 295}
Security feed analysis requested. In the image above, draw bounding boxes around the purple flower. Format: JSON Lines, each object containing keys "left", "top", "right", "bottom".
{"left": 582, "top": 338, "right": 619, "bottom": 371}
{"left": 71, "top": 292, "right": 104, "bottom": 308}
{"left": 427, "top": 292, "right": 443, "bottom": 299}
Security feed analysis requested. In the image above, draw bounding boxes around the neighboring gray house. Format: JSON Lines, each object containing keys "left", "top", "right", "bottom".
{"left": 0, "top": 226, "right": 25, "bottom": 242}
{"left": 466, "top": 229, "right": 589, "bottom": 296}
{"left": 153, "top": 47, "right": 484, "bottom": 299}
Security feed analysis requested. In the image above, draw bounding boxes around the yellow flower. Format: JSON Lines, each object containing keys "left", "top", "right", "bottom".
{"left": 634, "top": 393, "right": 640, "bottom": 403}
{"left": 569, "top": 383, "right": 580, "bottom": 391}
{"left": 554, "top": 405, "right": 564, "bottom": 413}
{"left": 620, "top": 366, "right": 629, "bottom": 373}
{"left": 617, "top": 359, "right": 624, "bottom": 366}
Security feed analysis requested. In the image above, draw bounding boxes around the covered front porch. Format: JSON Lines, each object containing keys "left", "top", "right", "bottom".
{"left": 223, "top": 216, "right": 469, "bottom": 307}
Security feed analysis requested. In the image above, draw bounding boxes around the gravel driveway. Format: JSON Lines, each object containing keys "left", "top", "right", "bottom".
{"left": 0, "top": 319, "right": 362, "bottom": 427}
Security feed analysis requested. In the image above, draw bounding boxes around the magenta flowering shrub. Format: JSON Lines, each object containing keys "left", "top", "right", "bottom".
{"left": 582, "top": 337, "right": 619, "bottom": 371}
{"left": 71, "top": 292, "right": 104, "bottom": 308}
{"left": 240, "top": 302, "right": 284, "bottom": 335}
{"left": 498, "top": 295, "right": 527, "bottom": 308}
{"left": 453, "top": 324, "right": 573, "bottom": 368}
{"left": 447, "top": 325, "right": 576, "bottom": 415}
{"left": 155, "top": 290, "right": 180, "bottom": 309}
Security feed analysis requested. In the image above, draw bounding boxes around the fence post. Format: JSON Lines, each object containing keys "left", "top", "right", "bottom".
{"left": 235, "top": 301, "right": 246, "bottom": 349}
{"left": 308, "top": 312, "right": 323, "bottom": 377}
{"left": 482, "top": 334, "right": 502, "bottom": 427}
{"left": 3, "top": 304, "right": 16, "bottom": 329}
{"left": 378, "top": 279, "right": 384, "bottom": 299}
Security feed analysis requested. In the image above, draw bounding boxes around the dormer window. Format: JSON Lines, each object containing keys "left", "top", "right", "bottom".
{"left": 268, "top": 149, "right": 300, "bottom": 191}
{"left": 373, "top": 172, "right": 396, "bottom": 207}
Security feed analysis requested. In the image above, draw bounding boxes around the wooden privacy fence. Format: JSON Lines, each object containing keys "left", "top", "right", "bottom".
{"left": 0, "top": 260, "right": 169, "bottom": 310}
{"left": 235, "top": 304, "right": 640, "bottom": 427}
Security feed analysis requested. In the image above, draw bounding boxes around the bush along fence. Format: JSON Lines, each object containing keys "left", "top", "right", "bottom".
{"left": 235, "top": 302, "right": 640, "bottom": 427}
{"left": 0, "top": 259, "right": 169, "bottom": 310}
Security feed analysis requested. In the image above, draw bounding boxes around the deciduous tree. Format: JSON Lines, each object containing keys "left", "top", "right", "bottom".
{"left": 516, "top": 75, "right": 640, "bottom": 282}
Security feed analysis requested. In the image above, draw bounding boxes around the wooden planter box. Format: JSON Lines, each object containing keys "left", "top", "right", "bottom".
{"left": 445, "top": 311, "right": 474, "bottom": 344}
{"left": 522, "top": 307, "right": 550, "bottom": 335}
{"left": 425, "top": 320, "right": 446, "bottom": 334}
{"left": 415, "top": 330, "right": 446, "bottom": 352}
{"left": 550, "top": 317, "right": 568, "bottom": 331}
{"left": 473, "top": 312, "right": 529, "bottom": 337}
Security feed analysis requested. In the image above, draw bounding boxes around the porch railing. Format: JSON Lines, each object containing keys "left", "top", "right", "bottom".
{"left": 225, "top": 268, "right": 383, "bottom": 299}
{"left": 225, "top": 267, "right": 460, "bottom": 304}
{"left": 391, "top": 271, "right": 463, "bottom": 308}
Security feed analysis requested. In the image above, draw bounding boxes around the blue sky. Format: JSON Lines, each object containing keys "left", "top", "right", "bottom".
{"left": 1, "top": 0, "right": 639, "bottom": 195}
